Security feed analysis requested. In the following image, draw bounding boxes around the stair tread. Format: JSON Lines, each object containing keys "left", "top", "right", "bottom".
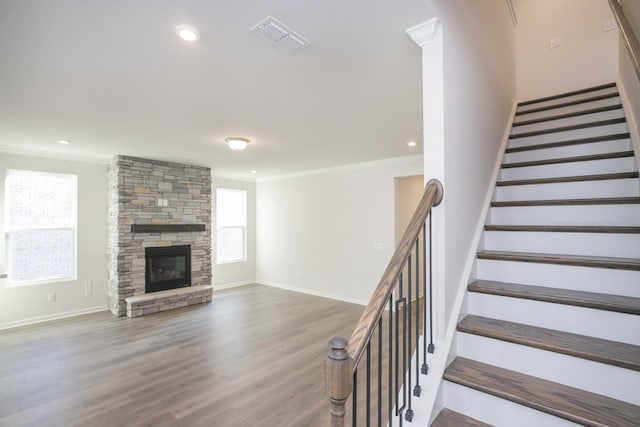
{"left": 468, "top": 279, "right": 640, "bottom": 315}
{"left": 477, "top": 250, "right": 640, "bottom": 271}
{"left": 510, "top": 117, "right": 627, "bottom": 139}
{"left": 458, "top": 315, "right": 640, "bottom": 370}
{"left": 502, "top": 150, "right": 634, "bottom": 168}
{"left": 484, "top": 224, "right": 640, "bottom": 233}
{"left": 512, "top": 104, "right": 623, "bottom": 127}
{"left": 444, "top": 357, "right": 640, "bottom": 427}
{"left": 516, "top": 92, "right": 620, "bottom": 116}
{"left": 496, "top": 171, "right": 639, "bottom": 187}
{"left": 505, "top": 133, "right": 630, "bottom": 153}
{"left": 491, "top": 197, "right": 640, "bottom": 207}
{"left": 431, "top": 408, "right": 493, "bottom": 427}
{"left": 517, "top": 83, "right": 617, "bottom": 107}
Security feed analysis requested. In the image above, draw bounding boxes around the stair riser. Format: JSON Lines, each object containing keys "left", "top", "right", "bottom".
{"left": 503, "top": 139, "right": 632, "bottom": 163}
{"left": 515, "top": 97, "right": 622, "bottom": 123}
{"left": 500, "top": 158, "right": 637, "bottom": 181}
{"left": 443, "top": 381, "right": 581, "bottom": 427}
{"left": 457, "top": 332, "right": 640, "bottom": 404}
{"left": 516, "top": 87, "right": 619, "bottom": 113}
{"left": 490, "top": 205, "right": 640, "bottom": 226}
{"left": 467, "top": 292, "right": 640, "bottom": 345}
{"left": 508, "top": 123, "right": 628, "bottom": 148}
{"left": 511, "top": 109, "right": 625, "bottom": 135}
{"left": 483, "top": 231, "right": 640, "bottom": 258}
{"left": 495, "top": 179, "right": 640, "bottom": 201}
{"left": 477, "top": 259, "right": 640, "bottom": 297}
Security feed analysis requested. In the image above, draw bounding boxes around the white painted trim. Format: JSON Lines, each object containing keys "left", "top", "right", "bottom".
{"left": 257, "top": 280, "right": 368, "bottom": 306}
{"left": 257, "top": 155, "right": 423, "bottom": 182}
{"left": 406, "top": 18, "right": 439, "bottom": 48}
{"left": 0, "top": 305, "right": 108, "bottom": 330}
{"left": 616, "top": 78, "right": 640, "bottom": 170}
{"left": 212, "top": 280, "right": 255, "bottom": 290}
{"left": 417, "top": 100, "right": 518, "bottom": 422}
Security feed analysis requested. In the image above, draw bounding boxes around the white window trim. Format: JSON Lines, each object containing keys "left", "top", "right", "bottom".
{"left": 216, "top": 188, "right": 247, "bottom": 264}
{"left": 4, "top": 169, "right": 78, "bottom": 286}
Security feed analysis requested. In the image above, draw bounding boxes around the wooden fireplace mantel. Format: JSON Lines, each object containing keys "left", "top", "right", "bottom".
{"left": 130, "top": 224, "right": 206, "bottom": 233}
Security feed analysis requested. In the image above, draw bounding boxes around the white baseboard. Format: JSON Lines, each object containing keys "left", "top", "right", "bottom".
{"left": 616, "top": 78, "right": 640, "bottom": 170}
{"left": 257, "top": 280, "right": 369, "bottom": 306}
{"left": 0, "top": 305, "right": 108, "bottom": 330}
{"left": 212, "top": 280, "right": 255, "bottom": 290}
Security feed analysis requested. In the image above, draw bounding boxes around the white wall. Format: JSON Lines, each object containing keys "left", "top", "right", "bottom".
{"left": 212, "top": 177, "right": 256, "bottom": 288}
{"left": 617, "top": 0, "right": 640, "bottom": 162}
{"left": 256, "top": 156, "right": 423, "bottom": 305}
{"left": 514, "top": 0, "right": 619, "bottom": 101}
{"left": 425, "top": 0, "right": 516, "bottom": 329}
{"left": 0, "top": 152, "right": 108, "bottom": 328}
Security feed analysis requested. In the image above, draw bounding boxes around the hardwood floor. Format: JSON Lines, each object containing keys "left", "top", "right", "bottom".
{"left": 0, "top": 284, "right": 365, "bottom": 427}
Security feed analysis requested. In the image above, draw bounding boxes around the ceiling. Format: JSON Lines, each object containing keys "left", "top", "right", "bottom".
{"left": 0, "top": 0, "right": 433, "bottom": 179}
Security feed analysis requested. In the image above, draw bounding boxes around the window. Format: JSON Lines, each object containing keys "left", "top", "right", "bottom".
{"left": 5, "top": 169, "right": 77, "bottom": 285}
{"left": 216, "top": 188, "right": 246, "bottom": 263}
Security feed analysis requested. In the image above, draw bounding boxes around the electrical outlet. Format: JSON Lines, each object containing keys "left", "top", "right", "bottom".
{"left": 549, "top": 37, "right": 561, "bottom": 49}
{"left": 47, "top": 293, "right": 56, "bottom": 302}
{"left": 85, "top": 288, "right": 92, "bottom": 297}
{"left": 603, "top": 20, "right": 618, "bottom": 32}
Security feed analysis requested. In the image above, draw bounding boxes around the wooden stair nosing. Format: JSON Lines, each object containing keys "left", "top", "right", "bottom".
{"left": 501, "top": 150, "right": 635, "bottom": 169}
{"left": 444, "top": 357, "right": 640, "bottom": 427}
{"left": 504, "top": 132, "right": 630, "bottom": 153}
{"left": 468, "top": 279, "right": 640, "bottom": 315}
{"left": 457, "top": 315, "right": 640, "bottom": 371}
{"left": 512, "top": 104, "right": 623, "bottom": 127}
{"left": 496, "top": 171, "right": 639, "bottom": 187}
{"left": 515, "top": 92, "right": 620, "bottom": 116}
{"left": 484, "top": 224, "right": 640, "bottom": 234}
{"left": 431, "top": 408, "right": 494, "bottom": 427}
{"left": 491, "top": 197, "right": 640, "bottom": 207}
{"left": 517, "top": 83, "right": 617, "bottom": 107}
{"left": 476, "top": 250, "right": 640, "bottom": 271}
{"left": 510, "top": 118, "right": 627, "bottom": 139}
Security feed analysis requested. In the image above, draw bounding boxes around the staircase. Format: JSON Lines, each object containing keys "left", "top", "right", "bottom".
{"left": 433, "top": 83, "right": 640, "bottom": 426}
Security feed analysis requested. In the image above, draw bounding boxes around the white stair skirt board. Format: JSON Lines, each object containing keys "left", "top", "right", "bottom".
{"left": 489, "top": 204, "right": 640, "bottom": 227}
{"left": 508, "top": 123, "right": 629, "bottom": 148}
{"left": 515, "top": 97, "right": 622, "bottom": 122}
{"left": 483, "top": 231, "right": 640, "bottom": 258}
{"left": 443, "top": 381, "right": 582, "bottom": 427}
{"left": 477, "top": 259, "right": 640, "bottom": 297}
{"left": 515, "top": 87, "right": 619, "bottom": 113}
{"left": 467, "top": 292, "right": 640, "bottom": 345}
{"left": 457, "top": 332, "right": 640, "bottom": 404}
{"left": 500, "top": 157, "right": 637, "bottom": 181}
{"left": 511, "top": 109, "right": 626, "bottom": 135}
{"left": 503, "top": 139, "right": 632, "bottom": 163}
{"left": 495, "top": 178, "right": 639, "bottom": 201}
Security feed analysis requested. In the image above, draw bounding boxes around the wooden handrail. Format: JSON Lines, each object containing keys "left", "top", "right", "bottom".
{"left": 609, "top": 0, "right": 640, "bottom": 81}
{"left": 346, "top": 179, "right": 443, "bottom": 367}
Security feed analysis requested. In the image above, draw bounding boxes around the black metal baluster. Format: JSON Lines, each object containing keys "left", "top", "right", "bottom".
{"left": 405, "top": 256, "right": 413, "bottom": 422}
{"left": 428, "top": 214, "right": 435, "bottom": 354}
{"left": 353, "top": 370, "right": 358, "bottom": 426}
{"left": 414, "top": 238, "right": 422, "bottom": 396}
{"left": 366, "top": 342, "right": 371, "bottom": 427}
{"left": 388, "top": 295, "right": 393, "bottom": 427}
{"left": 421, "top": 222, "right": 429, "bottom": 375}
{"left": 377, "top": 318, "right": 382, "bottom": 427}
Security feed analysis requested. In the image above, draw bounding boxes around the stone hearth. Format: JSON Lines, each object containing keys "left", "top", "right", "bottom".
{"left": 107, "top": 156, "right": 213, "bottom": 317}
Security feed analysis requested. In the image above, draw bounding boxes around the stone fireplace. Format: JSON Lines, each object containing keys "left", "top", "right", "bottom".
{"left": 107, "top": 156, "right": 213, "bottom": 317}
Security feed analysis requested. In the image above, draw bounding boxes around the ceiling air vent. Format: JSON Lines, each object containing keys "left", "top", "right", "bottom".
{"left": 250, "top": 16, "right": 311, "bottom": 54}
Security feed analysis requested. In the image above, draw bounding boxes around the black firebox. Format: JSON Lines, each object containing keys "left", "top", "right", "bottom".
{"left": 145, "top": 245, "right": 191, "bottom": 293}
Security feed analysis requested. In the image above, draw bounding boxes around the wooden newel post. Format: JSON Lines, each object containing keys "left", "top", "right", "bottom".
{"left": 324, "top": 336, "right": 353, "bottom": 427}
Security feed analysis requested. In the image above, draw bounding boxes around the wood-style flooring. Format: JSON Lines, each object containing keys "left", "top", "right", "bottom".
{"left": 0, "top": 284, "right": 365, "bottom": 427}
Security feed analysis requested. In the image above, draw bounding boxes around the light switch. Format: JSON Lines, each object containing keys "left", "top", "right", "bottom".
{"left": 549, "top": 37, "right": 561, "bottom": 49}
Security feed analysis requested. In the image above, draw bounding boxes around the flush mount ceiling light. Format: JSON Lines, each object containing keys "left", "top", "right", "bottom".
{"left": 225, "top": 137, "right": 250, "bottom": 151}
{"left": 407, "top": 141, "right": 417, "bottom": 147}
{"left": 176, "top": 25, "right": 199, "bottom": 42}
{"left": 57, "top": 139, "right": 71, "bottom": 145}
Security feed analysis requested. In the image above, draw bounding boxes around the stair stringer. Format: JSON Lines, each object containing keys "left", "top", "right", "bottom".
{"left": 617, "top": 77, "right": 640, "bottom": 171}
{"left": 407, "top": 100, "right": 518, "bottom": 424}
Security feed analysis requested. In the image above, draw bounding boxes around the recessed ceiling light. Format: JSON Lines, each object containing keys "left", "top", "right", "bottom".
{"left": 176, "top": 25, "right": 199, "bottom": 42}
{"left": 407, "top": 141, "right": 417, "bottom": 147}
{"left": 58, "top": 139, "right": 71, "bottom": 145}
{"left": 225, "top": 137, "right": 250, "bottom": 151}
{"left": 251, "top": 169, "right": 257, "bottom": 174}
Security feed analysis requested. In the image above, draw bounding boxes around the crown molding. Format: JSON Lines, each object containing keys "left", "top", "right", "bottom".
{"left": 406, "top": 18, "right": 439, "bottom": 48}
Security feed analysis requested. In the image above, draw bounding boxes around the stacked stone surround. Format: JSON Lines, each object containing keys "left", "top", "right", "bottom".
{"left": 107, "top": 155, "right": 212, "bottom": 317}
